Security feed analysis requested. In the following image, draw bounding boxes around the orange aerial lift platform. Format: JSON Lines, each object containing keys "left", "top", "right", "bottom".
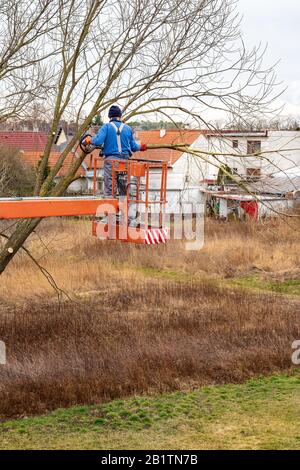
{"left": 0, "top": 159, "right": 169, "bottom": 245}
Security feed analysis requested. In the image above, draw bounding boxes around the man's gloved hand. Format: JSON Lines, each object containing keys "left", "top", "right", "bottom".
{"left": 84, "top": 135, "right": 92, "bottom": 145}
{"left": 140, "top": 143, "right": 147, "bottom": 152}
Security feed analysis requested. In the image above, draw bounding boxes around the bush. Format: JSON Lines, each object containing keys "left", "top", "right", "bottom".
{"left": 0, "top": 146, "right": 35, "bottom": 196}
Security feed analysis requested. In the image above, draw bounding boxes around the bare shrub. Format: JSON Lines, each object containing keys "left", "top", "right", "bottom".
{"left": 0, "top": 284, "right": 298, "bottom": 419}
{"left": 0, "top": 146, "right": 35, "bottom": 197}
{"left": 0, "top": 235, "right": 299, "bottom": 418}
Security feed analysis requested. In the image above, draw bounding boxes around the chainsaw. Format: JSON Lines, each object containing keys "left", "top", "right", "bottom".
{"left": 79, "top": 133, "right": 103, "bottom": 155}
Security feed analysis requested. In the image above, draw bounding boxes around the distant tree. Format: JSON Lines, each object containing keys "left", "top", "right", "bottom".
{"left": 0, "top": 148, "right": 35, "bottom": 197}
{"left": 226, "top": 115, "right": 300, "bottom": 131}
{"left": 91, "top": 114, "right": 103, "bottom": 132}
{"left": 92, "top": 114, "right": 103, "bottom": 127}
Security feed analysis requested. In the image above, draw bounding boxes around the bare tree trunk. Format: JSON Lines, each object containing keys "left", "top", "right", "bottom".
{"left": 0, "top": 218, "right": 41, "bottom": 274}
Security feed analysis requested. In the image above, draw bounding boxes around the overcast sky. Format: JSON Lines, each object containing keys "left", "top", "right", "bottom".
{"left": 239, "top": 0, "right": 300, "bottom": 118}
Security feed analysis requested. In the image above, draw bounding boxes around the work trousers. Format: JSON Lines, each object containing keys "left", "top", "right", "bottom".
{"left": 104, "top": 156, "right": 137, "bottom": 223}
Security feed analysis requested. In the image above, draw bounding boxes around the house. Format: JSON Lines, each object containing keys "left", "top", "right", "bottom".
{"left": 125, "top": 129, "right": 206, "bottom": 213}
{"left": 199, "top": 130, "right": 300, "bottom": 182}
{"left": 130, "top": 129, "right": 300, "bottom": 214}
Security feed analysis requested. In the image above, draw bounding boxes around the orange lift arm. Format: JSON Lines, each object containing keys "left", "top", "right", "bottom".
{"left": 0, "top": 197, "right": 119, "bottom": 219}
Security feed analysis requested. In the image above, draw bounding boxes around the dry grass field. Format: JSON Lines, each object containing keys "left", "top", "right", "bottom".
{"left": 0, "top": 216, "right": 299, "bottom": 425}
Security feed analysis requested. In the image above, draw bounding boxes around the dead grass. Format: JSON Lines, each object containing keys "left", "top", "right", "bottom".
{"left": 0, "top": 216, "right": 299, "bottom": 419}
{"left": 1, "top": 216, "right": 300, "bottom": 303}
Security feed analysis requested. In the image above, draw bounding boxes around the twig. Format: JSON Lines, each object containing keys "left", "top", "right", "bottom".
{"left": 0, "top": 231, "right": 73, "bottom": 305}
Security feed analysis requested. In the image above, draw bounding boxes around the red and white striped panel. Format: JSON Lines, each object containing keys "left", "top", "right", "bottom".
{"left": 144, "top": 227, "right": 169, "bottom": 245}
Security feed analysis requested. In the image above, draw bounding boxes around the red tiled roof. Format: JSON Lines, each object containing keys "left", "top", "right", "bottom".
{"left": 85, "top": 150, "right": 105, "bottom": 171}
{"left": 0, "top": 131, "right": 86, "bottom": 177}
{"left": 0, "top": 131, "right": 50, "bottom": 152}
{"left": 133, "top": 130, "right": 203, "bottom": 164}
{"left": 21, "top": 151, "right": 86, "bottom": 177}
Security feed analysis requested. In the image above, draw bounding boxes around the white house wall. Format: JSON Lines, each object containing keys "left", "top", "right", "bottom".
{"left": 263, "top": 131, "right": 300, "bottom": 175}
{"left": 54, "top": 177, "right": 87, "bottom": 194}
{"left": 258, "top": 198, "right": 294, "bottom": 218}
{"left": 146, "top": 134, "right": 208, "bottom": 213}
{"left": 204, "top": 131, "right": 300, "bottom": 180}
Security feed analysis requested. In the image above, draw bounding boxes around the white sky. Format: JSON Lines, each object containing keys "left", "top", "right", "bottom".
{"left": 239, "top": 0, "right": 300, "bottom": 118}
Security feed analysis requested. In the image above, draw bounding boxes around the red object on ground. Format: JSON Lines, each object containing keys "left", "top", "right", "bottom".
{"left": 240, "top": 201, "right": 258, "bottom": 219}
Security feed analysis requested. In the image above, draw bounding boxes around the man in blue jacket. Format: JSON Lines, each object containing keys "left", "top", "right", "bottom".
{"left": 84, "top": 105, "right": 147, "bottom": 197}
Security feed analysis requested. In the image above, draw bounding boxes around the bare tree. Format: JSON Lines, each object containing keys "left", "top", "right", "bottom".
{"left": 0, "top": 0, "right": 282, "bottom": 274}
{"left": 0, "top": 0, "right": 60, "bottom": 123}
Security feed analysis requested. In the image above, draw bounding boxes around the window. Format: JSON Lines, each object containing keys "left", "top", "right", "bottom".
{"left": 247, "top": 140, "right": 261, "bottom": 154}
{"left": 246, "top": 168, "right": 261, "bottom": 179}
{"left": 232, "top": 140, "right": 239, "bottom": 149}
